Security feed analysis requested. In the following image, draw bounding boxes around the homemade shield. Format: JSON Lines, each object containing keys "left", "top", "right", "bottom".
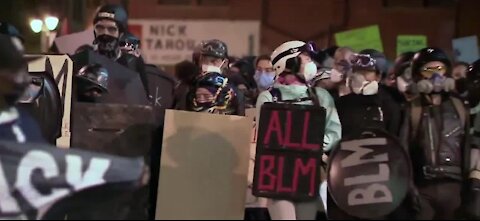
{"left": 71, "top": 102, "right": 155, "bottom": 157}
{"left": 252, "top": 103, "right": 326, "bottom": 201}
{"left": 71, "top": 49, "right": 149, "bottom": 105}
{"left": 26, "top": 55, "right": 74, "bottom": 148}
{"left": 0, "top": 140, "right": 144, "bottom": 220}
{"left": 327, "top": 128, "right": 411, "bottom": 219}
{"left": 156, "top": 110, "right": 251, "bottom": 220}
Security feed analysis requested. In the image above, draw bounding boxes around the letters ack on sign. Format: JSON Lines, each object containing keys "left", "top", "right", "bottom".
{"left": 252, "top": 103, "right": 326, "bottom": 201}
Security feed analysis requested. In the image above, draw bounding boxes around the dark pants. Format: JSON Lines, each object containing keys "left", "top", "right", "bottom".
{"left": 244, "top": 208, "right": 270, "bottom": 220}
{"left": 415, "top": 180, "right": 462, "bottom": 220}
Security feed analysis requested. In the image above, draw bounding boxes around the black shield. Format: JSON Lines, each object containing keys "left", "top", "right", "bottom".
{"left": 0, "top": 140, "right": 144, "bottom": 219}
{"left": 17, "top": 71, "right": 63, "bottom": 144}
{"left": 252, "top": 102, "right": 326, "bottom": 201}
{"left": 71, "top": 50, "right": 149, "bottom": 105}
{"left": 145, "top": 64, "right": 175, "bottom": 109}
{"left": 71, "top": 102, "right": 155, "bottom": 157}
{"left": 327, "top": 128, "right": 412, "bottom": 219}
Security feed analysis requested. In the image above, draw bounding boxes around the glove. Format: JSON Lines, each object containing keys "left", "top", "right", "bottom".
{"left": 407, "top": 183, "right": 422, "bottom": 213}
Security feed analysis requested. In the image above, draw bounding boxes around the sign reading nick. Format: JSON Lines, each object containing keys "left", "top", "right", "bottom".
{"left": 252, "top": 103, "right": 325, "bottom": 201}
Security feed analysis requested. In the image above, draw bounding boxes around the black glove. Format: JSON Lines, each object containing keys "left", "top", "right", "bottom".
{"left": 464, "top": 178, "right": 480, "bottom": 219}
{"left": 408, "top": 183, "right": 422, "bottom": 213}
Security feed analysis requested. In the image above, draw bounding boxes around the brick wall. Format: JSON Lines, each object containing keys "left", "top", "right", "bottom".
{"left": 128, "top": 0, "right": 480, "bottom": 60}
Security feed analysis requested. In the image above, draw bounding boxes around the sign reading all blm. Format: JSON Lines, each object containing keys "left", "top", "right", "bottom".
{"left": 252, "top": 103, "right": 325, "bottom": 201}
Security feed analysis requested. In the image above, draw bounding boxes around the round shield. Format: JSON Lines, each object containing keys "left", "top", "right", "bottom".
{"left": 327, "top": 128, "right": 411, "bottom": 219}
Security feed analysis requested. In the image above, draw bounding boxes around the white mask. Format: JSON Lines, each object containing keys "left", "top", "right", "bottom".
{"left": 201, "top": 65, "right": 222, "bottom": 74}
{"left": 349, "top": 73, "right": 379, "bottom": 95}
{"left": 301, "top": 61, "right": 318, "bottom": 83}
{"left": 201, "top": 60, "right": 225, "bottom": 74}
{"left": 330, "top": 68, "right": 344, "bottom": 83}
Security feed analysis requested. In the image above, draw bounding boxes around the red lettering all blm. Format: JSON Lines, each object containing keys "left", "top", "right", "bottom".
{"left": 262, "top": 110, "right": 321, "bottom": 151}
{"left": 256, "top": 154, "right": 318, "bottom": 197}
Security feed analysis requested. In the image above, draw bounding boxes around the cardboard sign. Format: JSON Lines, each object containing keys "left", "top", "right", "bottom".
{"left": 26, "top": 55, "right": 74, "bottom": 148}
{"left": 327, "top": 129, "right": 411, "bottom": 219}
{"left": 0, "top": 141, "right": 143, "bottom": 219}
{"left": 453, "top": 36, "right": 480, "bottom": 63}
{"left": 128, "top": 19, "right": 260, "bottom": 65}
{"left": 335, "top": 25, "right": 383, "bottom": 52}
{"left": 54, "top": 28, "right": 95, "bottom": 55}
{"left": 245, "top": 108, "right": 268, "bottom": 208}
{"left": 396, "top": 35, "right": 427, "bottom": 56}
{"left": 156, "top": 110, "right": 251, "bottom": 219}
{"left": 252, "top": 103, "right": 325, "bottom": 201}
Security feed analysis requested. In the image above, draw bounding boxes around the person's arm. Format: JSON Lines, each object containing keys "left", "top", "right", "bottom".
{"left": 399, "top": 106, "right": 411, "bottom": 154}
{"left": 255, "top": 91, "right": 273, "bottom": 126}
{"left": 315, "top": 88, "right": 342, "bottom": 153}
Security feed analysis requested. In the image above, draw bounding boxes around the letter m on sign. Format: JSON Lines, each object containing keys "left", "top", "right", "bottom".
{"left": 252, "top": 102, "right": 326, "bottom": 201}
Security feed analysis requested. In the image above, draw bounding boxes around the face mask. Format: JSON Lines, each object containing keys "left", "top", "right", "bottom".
{"left": 417, "top": 73, "right": 455, "bottom": 94}
{"left": 300, "top": 61, "right": 317, "bottom": 83}
{"left": 194, "top": 101, "right": 214, "bottom": 110}
{"left": 201, "top": 60, "right": 225, "bottom": 74}
{"left": 254, "top": 71, "right": 275, "bottom": 90}
{"left": 95, "top": 34, "right": 119, "bottom": 59}
{"left": 349, "top": 73, "right": 379, "bottom": 95}
{"left": 274, "top": 84, "right": 308, "bottom": 98}
{"left": 330, "top": 68, "right": 344, "bottom": 83}
{"left": 201, "top": 65, "right": 222, "bottom": 74}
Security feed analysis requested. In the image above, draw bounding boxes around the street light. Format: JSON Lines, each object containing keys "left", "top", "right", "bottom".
{"left": 29, "top": 16, "right": 59, "bottom": 52}
{"left": 30, "top": 19, "right": 43, "bottom": 33}
{"left": 45, "top": 16, "right": 59, "bottom": 31}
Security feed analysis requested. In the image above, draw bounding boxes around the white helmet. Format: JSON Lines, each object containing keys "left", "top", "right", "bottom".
{"left": 270, "top": 40, "right": 306, "bottom": 76}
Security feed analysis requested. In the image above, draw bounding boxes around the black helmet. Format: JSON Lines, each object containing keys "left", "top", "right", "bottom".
{"left": 93, "top": 4, "right": 128, "bottom": 33}
{"left": 192, "top": 72, "right": 235, "bottom": 113}
{"left": 0, "top": 22, "right": 23, "bottom": 42}
{"left": 200, "top": 39, "right": 228, "bottom": 59}
{"left": 411, "top": 47, "right": 451, "bottom": 80}
{"left": 76, "top": 64, "right": 109, "bottom": 93}
{"left": 466, "top": 59, "right": 480, "bottom": 107}
{"left": 359, "top": 48, "right": 387, "bottom": 76}
{"left": 467, "top": 59, "right": 480, "bottom": 81}
{"left": 393, "top": 51, "right": 415, "bottom": 77}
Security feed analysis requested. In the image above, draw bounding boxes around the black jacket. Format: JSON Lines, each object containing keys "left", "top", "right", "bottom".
{"left": 336, "top": 88, "right": 402, "bottom": 138}
{"left": 400, "top": 95, "right": 469, "bottom": 183}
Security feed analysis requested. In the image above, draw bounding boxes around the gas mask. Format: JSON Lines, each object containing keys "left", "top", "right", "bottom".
{"left": 95, "top": 34, "right": 120, "bottom": 59}
{"left": 417, "top": 73, "right": 455, "bottom": 94}
{"left": 300, "top": 61, "right": 318, "bottom": 83}
{"left": 348, "top": 73, "right": 379, "bottom": 95}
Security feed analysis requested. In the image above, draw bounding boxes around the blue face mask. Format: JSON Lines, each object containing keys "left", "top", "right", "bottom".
{"left": 255, "top": 71, "right": 275, "bottom": 90}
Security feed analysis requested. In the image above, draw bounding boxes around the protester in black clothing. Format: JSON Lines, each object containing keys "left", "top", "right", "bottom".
{"left": 336, "top": 53, "right": 402, "bottom": 137}
{"left": 0, "top": 34, "right": 45, "bottom": 143}
{"left": 400, "top": 47, "right": 470, "bottom": 219}
{"left": 228, "top": 59, "right": 257, "bottom": 108}
{"left": 182, "top": 39, "right": 245, "bottom": 115}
